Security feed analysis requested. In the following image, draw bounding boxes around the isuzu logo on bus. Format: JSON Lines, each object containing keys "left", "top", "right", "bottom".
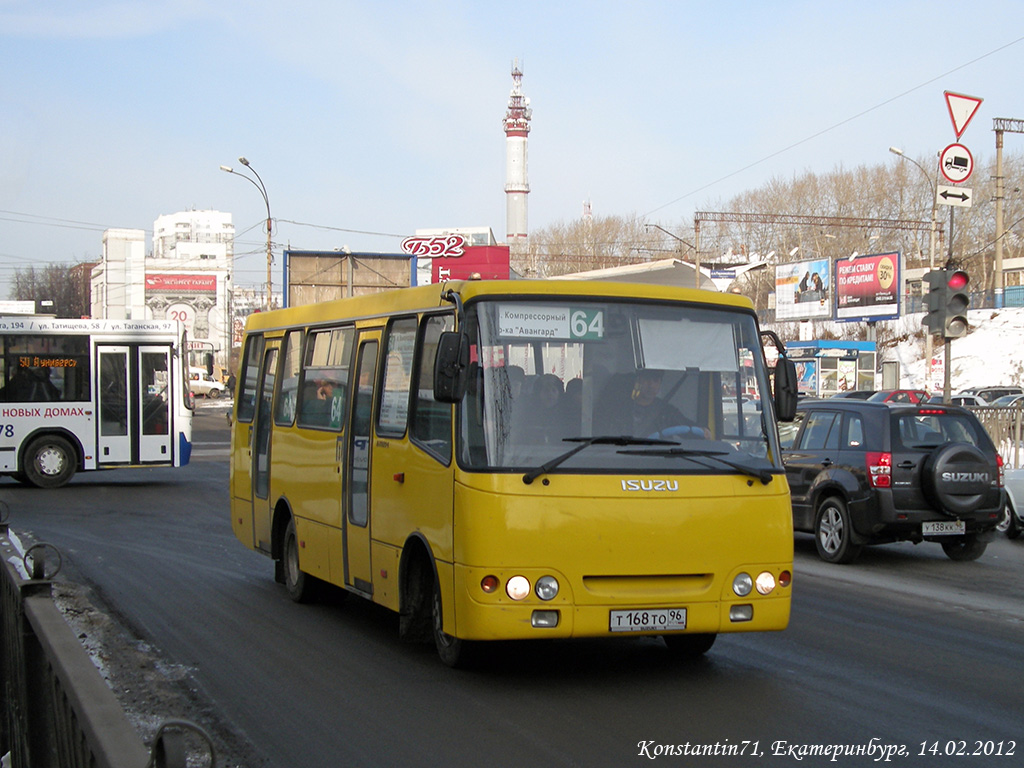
{"left": 621, "top": 479, "right": 679, "bottom": 492}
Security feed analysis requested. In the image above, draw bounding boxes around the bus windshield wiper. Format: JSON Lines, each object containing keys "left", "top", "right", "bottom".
{"left": 522, "top": 436, "right": 678, "bottom": 485}
{"left": 618, "top": 446, "right": 776, "bottom": 485}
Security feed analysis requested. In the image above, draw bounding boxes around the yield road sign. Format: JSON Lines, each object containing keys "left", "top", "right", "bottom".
{"left": 944, "top": 91, "right": 983, "bottom": 139}
{"left": 937, "top": 185, "right": 973, "bottom": 207}
{"left": 940, "top": 143, "right": 973, "bottom": 184}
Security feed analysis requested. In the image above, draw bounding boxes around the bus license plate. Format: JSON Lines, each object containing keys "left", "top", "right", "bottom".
{"left": 609, "top": 608, "right": 687, "bottom": 633}
{"left": 923, "top": 520, "right": 965, "bottom": 536}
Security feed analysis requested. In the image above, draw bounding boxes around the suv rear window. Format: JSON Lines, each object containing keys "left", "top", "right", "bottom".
{"left": 893, "top": 412, "right": 983, "bottom": 451}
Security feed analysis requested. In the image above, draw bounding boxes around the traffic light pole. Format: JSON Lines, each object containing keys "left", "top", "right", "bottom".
{"left": 943, "top": 206, "right": 955, "bottom": 404}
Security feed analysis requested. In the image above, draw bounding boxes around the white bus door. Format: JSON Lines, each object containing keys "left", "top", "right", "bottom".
{"left": 137, "top": 346, "right": 173, "bottom": 463}
{"left": 97, "top": 346, "right": 132, "bottom": 464}
{"left": 97, "top": 344, "right": 175, "bottom": 466}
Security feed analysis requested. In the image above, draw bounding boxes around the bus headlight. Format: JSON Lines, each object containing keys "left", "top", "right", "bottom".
{"left": 732, "top": 572, "right": 753, "bottom": 597}
{"left": 535, "top": 576, "right": 559, "bottom": 601}
{"left": 506, "top": 575, "right": 531, "bottom": 601}
{"left": 755, "top": 571, "right": 777, "bottom": 595}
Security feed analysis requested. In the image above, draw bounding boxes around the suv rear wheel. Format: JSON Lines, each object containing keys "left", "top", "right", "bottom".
{"left": 814, "top": 496, "right": 863, "bottom": 564}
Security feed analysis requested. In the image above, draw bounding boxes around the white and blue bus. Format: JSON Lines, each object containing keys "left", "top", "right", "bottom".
{"left": 0, "top": 317, "right": 193, "bottom": 488}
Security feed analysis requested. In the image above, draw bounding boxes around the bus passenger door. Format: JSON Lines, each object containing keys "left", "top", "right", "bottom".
{"left": 343, "top": 334, "right": 379, "bottom": 594}
{"left": 97, "top": 346, "right": 132, "bottom": 464}
{"left": 137, "top": 346, "right": 173, "bottom": 462}
{"left": 251, "top": 345, "right": 279, "bottom": 551}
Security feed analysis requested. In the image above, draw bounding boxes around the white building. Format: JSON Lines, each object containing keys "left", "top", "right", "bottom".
{"left": 91, "top": 210, "right": 234, "bottom": 371}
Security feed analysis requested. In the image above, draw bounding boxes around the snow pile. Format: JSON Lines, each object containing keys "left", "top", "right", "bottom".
{"left": 890, "top": 307, "right": 1024, "bottom": 393}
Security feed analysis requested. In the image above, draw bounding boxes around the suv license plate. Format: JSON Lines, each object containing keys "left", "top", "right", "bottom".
{"left": 609, "top": 608, "right": 687, "bottom": 633}
{"left": 923, "top": 520, "right": 966, "bottom": 536}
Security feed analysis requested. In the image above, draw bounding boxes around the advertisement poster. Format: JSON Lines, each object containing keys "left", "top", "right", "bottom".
{"left": 775, "top": 259, "right": 831, "bottom": 320}
{"left": 835, "top": 252, "right": 901, "bottom": 321}
{"left": 795, "top": 360, "right": 817, "bottom": 395}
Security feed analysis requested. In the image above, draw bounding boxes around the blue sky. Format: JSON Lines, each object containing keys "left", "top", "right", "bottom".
{"left": 2, "top": 0, "right": 1024, "bottom": 290}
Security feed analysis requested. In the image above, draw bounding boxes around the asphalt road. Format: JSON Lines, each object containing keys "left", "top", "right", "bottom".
{"left": 4, "top": 402, "right": 1023, "bottom": 768}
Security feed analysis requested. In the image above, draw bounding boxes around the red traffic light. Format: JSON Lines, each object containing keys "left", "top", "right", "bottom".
{"left": 947, "top": 270, "right": 968, "bottom": 290}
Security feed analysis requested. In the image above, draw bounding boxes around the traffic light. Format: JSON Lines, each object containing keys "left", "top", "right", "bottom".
{"left": 943, "top": 269, "right": 970, "bottom": 339}
{"left": 922, "top": 270, "right": 947, "bottom": 335}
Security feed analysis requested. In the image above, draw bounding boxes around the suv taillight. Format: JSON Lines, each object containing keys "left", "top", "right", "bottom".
{"left": 866, "top": 451, "right": 892, "bottom": 488}
{"left": 997, "top": 454, "right": 1004, "bottom": 488}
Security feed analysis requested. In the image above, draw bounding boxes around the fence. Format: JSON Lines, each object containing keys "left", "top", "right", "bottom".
{"left": 971, "top": 404, "right": 1024, "bottom": 470}
{"left": 1, "top": 511, "right": 214, "bottom": 768}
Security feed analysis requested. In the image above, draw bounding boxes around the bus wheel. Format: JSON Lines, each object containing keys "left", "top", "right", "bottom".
{"left": 432, "top": 580, "right": 474, "bottom": 668}
{"left": 23, "top": 435, "right": 76, "bottom": 489}
{"left": 283, "top": 518, "right": 317, "bottom": 603}
{"left": 663, "top": 633, "right": 716, "bottom": 656}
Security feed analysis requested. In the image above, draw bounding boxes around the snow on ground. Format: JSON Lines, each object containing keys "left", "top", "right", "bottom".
{"left": 886, "top": 307, "right": 1024, "bottom": 393}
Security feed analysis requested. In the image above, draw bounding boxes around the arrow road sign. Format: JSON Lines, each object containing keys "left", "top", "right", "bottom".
{"left": 937, "top": 185, "right": 973, "bottom": 208}
{"left": 944, "top": 91, "right": 983, "bottom": 139}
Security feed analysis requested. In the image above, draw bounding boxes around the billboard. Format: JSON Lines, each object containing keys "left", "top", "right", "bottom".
{"left": 775, "top": 258, "right": 832, "bottom": 320}
{"left": 284, "top": 251, "right": 415, "bottom": 307}
{"left": 834, "top": 252, "right": 900, "bottom": 322}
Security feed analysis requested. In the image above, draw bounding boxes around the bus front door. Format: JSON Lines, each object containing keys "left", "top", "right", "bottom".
{"left": 343, "top": 334, "right": 378, "bottom": 595}
{"left": 97, "top": 346, "right": 132, "bottom": 464}
{"left": 98, "top": 345, "right": 176, "bottom": 466}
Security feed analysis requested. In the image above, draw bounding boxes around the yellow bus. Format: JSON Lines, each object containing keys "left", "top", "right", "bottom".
{"left": 229, "top": 280, "right": 798, "bottom": 666}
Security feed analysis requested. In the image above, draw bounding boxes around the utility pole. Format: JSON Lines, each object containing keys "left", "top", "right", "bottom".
{"left": 993, "top": 118, "right": 1024, "bottom": 309}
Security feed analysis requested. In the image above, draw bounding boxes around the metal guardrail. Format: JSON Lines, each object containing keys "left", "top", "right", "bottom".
{"left": 970, "top": 404, "right": 1024, "bottom": 470}
{"left": 1, "top": 506, "right": 215, "bottom": 768}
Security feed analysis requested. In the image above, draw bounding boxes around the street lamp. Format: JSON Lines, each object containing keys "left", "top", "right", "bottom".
{"left": 889, "top": 146, "right": 940, "bottom": 392}
{"left": 220, "top": 157, "right": 273, "bottom": 311}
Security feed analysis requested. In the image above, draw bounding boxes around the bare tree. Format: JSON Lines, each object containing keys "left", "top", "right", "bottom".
{"left": 9, "top": 263, "right": 89, "bottom": 318}
{"left": 515, "top": 214, "right": 665, "bottom": 277}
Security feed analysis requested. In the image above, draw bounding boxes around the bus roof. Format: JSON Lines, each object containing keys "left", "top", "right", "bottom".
{"left": 242, "top": 280, "right": 757, "bottom": 333}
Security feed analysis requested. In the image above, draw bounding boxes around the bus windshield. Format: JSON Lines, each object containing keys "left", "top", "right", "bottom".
{"left": 459, "top": 298, "right": 780, "bottom": 475}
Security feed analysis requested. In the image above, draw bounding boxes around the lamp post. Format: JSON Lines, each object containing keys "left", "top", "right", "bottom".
{"left": 889, "top": 146, "right": 939, "bottom": 392}
{"left": 220, "top": 158, "right": 273, "bottom": 311}
{"left": 644, "top": 224, "right": 700, "bottom": 288}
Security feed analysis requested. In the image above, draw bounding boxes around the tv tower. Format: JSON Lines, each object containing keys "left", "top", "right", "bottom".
{"left": 503, "top": 60, "right": 532, "bottom": 245}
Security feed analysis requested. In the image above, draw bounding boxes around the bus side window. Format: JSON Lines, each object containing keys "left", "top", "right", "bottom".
{"left": 274, "top": 330, "right": 303, "bottom": 426}
{"left": 298, "top": 327, "right": 353, "bottom": 430}
{"left": 377, "top": 317, "right": 418, "bottom": 437}
{"left": 411, "top": 315, "right": 454, "bottom": 463}
{"left": 236, "top": 334, "right": 264, "bottom": 423}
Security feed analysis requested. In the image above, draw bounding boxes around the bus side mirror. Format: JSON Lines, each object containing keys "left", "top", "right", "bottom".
{"left": 434, "top": 331, "right": 470, "bottom": 403}
{"left": 204, "top": 352, "right": 214, "bottom": 376}
{"left": 774, "top": 357, "right": 798, "bottom": 422}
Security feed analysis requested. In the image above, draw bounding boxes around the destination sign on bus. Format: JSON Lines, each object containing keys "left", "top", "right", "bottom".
{"left": 497, "top": 305, "right": 605, "bottom": 340}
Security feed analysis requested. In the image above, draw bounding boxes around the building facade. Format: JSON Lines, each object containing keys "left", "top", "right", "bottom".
{"left": 91, "top": 210, "right": 234, "bottom": 372}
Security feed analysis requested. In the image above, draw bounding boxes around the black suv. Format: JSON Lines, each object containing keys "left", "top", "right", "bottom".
{"left": 780, "top": 399, "right": 1005, "bottom": 563}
